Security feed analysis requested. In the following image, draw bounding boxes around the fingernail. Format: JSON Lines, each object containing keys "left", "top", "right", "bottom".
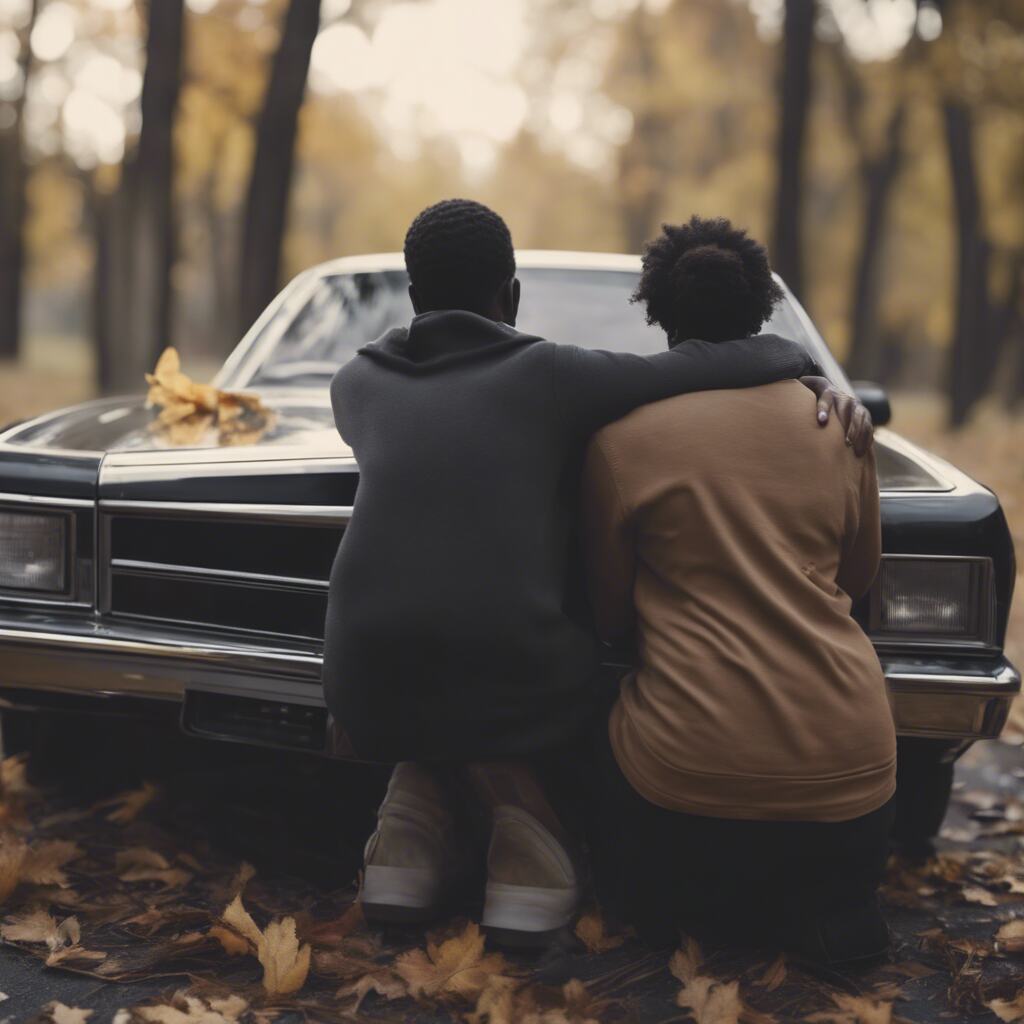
{"left": 817, "top": 411, "right": 828, "bottom": 424}
{"left": 845, "top": 437, "right": 853, "bottom": 446}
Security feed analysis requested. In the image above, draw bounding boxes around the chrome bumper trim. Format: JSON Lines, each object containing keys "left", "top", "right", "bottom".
{"left": 0, "top": 624, "right": 1018, "bottom": 743}
{"left": 883, "top": 660, "right": 1020, "bottom": 740}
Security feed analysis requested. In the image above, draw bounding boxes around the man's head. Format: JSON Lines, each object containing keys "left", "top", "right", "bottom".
{"left": 404, "top": 198, "right": 520, "bottom": 324}
{"left": 633, "top": 215, "right": 783, "bottom": 344}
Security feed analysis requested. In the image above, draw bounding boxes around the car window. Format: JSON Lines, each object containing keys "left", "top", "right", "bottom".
{"left": 245, "top": 267, "right": 847, "bottom": 387}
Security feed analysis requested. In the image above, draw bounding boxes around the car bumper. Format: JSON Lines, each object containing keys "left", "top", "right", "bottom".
{"left": 0, "top": 619, "right": 1019, "bottom": 750}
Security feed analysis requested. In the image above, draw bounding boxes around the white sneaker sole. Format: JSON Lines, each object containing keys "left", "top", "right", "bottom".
{"left": 481, "top": 881, "right": 579, "bottom": 935}
{"left": 361, "top": 865, "right": 445, "bottom": 923}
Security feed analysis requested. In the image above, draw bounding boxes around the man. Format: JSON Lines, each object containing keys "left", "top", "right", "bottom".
{"left": 582, "top": 216, "right": 896, "bottom": 962}
{"left": 321, "top": 199, "right": 870, "bottom": 941}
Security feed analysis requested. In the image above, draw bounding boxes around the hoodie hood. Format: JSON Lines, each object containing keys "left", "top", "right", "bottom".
{"left": 357, "top": 310, "right": 543, "bottom": 375}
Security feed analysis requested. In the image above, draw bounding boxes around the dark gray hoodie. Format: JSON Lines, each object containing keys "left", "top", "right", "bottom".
{"left": 322, "top": 311, "right": 813, "bottom": 762}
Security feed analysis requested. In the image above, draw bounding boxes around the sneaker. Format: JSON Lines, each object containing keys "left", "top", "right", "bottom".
{"left": 481, "top": 804, "right": 580, "bottom": 944}
{"left": 360, "top": 762, "right": 460, "bottom": 924}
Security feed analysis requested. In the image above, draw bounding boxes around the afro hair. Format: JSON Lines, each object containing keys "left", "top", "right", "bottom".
{"left": 403, "top": 198, "right": 516, "bottom": 313}
{"left": 632, "top": 215, "right": 783, "bottom": 344}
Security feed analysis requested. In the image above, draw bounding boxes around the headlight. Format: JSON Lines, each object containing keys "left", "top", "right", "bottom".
{"left": 870, "top": 556, "right": 995, "bottom": 645}
{"left": 0, "top": 511, "right": 68, "bottom": 593}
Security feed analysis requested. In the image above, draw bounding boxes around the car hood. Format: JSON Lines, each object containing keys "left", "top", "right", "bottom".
{"left": 0, "top": 390, "right": 352, "bottom": 459}
{"left": 2, "top": 392, "right": 951, "bottom": 493}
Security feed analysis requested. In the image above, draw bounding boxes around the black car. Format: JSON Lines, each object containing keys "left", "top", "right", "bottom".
{"left": 0, "top": 251, "right": 1017, "bottom": 845}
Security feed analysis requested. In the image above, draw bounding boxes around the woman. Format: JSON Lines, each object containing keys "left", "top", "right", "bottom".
{"left": 582, "top": 216, "right": 897, "bottom": 963}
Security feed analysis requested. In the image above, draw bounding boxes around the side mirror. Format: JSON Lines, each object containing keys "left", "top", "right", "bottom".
{"left": 852, "top": 380, "right": 891, "bottom": 427}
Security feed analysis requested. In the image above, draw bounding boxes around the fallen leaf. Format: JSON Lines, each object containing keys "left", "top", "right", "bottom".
{"left": 20, "top": 840, "right": 82, "bottom": 888}
{"left": 46, "top": 1004, "right": 93, "bottom": 1024}
{"left": 676, "top": 975, "right": 742, "bottom": 1024}
{"left": 0, "top": 754, "right": 31, "bottom": 798}
{"left": 962, "top": 886, "right": 1000, "bottom": 907}
{"left": 98, "top": 783, "right": 159, "bottom": 824}
{"left": 574, "top": 910, "right": 629, "bottom": 954}
{"left": 987, "top": 992, "right": 1024, "bottom": 1023}
{"left": 2, "top": 909, "right": 74, "bottom": 948}
{"left": 209, "top": 925, "right": 250, "bottom": 957}
{"left": 396, "top": 921, "right": 513, "bottom": 1003}
{"left": 146, "top": 349, "right": 275, "bottom": 448}
{"left": 336, "top": 968, "right": 408, "bottom": 1011}
{"left": 804, "top": 993, "right": 892, "bottom": 1024}
{"left": 221, "top": 894, "right": 310, "bottom": 995}
{"left": 304, "top": 901, "right": 364, "bottom": 946}
{"left": 997, "top": 920, "right": 1024, "bottom": 954}
{"left": 116, "top": 848, "right": 192, "bottom": 889}
{"left": 670, "top": 937, "right": 704, "bottom": 984}
{"left": 755, "top": 955, "right": 786, "bottom": 991}
{"left": 133, "top": 991, "right": 248, "bottom": 1024}
{"left": 0, "top": 834, "right": 27, "bottom": 903}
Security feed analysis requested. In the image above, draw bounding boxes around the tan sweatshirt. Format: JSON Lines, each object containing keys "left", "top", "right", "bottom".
{"left": 582, "top": 379, "right": 897, "bottom": 823}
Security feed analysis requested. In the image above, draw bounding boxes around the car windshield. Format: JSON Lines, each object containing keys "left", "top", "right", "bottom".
{"left": 245, "top": 267, "right": 848, "bottom": 387}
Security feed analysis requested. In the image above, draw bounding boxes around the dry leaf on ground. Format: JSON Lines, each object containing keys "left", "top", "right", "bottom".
{"left": 126, "top": 991, "right": 248, "bottom": 1024}
{"left": 221, "top": 894, "right": 309, "bottom": 995}
{"left": 574, "top": 910, "right": 629, "bottom": 954}
{"left": 670, "top": 939, "right": 744, "bottom": 1024}
{"left": 116, "top": 848, "right": 192, "bottom": 889}
{"left": 45, "top": 1004, "right": 93, "bottom": 1024}
{"left": 962, "top": 885, "right": 1000, "bottom": 907}
{"left": 676, "top": 975, "right": 742, "bottom": 1024}
{"left": 0, "top": 755, "right": 32, "bottom": 799}
{"left": 755, "top": 955, "right": 787, "bottom": 991}
{"left": 987, "top": 992, "right": 1024, "bottom": 1024}
{"left": 2, "top": 909, "right": 78, "bottom": 949}
{"left": 304, "top": 901, "right": 364, "bottom": 946}
{"left": 804, "top": 993, "right": 893, "bottom": 1024}
{"left": 98, "top": 783, "right": 159, "bottom": 824}
{"left": 396, "top": 921, "right": 514, "bottom": 1003}
{"left": 997, "top": 920, "right": 1024, "bottom": 954}
{"left": 0, "top": 835, "right": 27, "bottom": 903}
{"left": 336, "top": 967, "right": 408, "bottom": 1011}
{"left": 20, "top": 840, "right": 82, "bottom": 888}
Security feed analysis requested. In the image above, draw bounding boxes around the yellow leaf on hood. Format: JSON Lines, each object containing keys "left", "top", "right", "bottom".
{"left": 669, "top": 937, "right": 704, "bottom": 984}
{"left": 220, "top": 894, "right": 310, "bottom": 996}
{"left": 395, "top": 921, "right": 514, "bottom": 1003}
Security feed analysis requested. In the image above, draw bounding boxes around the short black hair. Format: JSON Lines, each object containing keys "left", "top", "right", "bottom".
{"left": 403, "top": 199, "right": 516, "bottom": 312}
{"left": 632, "top": 215, "right": 783, "bottom": 343}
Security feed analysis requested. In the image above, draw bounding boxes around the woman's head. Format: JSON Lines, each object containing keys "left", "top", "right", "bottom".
{"left": 632, "top": 215, "right": 783, "bottom": 344}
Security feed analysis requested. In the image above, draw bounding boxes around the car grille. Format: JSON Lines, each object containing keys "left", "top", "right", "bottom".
{"left": 103, "top": 512, "right": 344, "bottom": 641}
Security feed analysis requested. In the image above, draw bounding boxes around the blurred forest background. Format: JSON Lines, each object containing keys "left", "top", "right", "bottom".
{"left": 0, "top": 0, "right": 1021, "bottom": 416}
{"left": 0, "top": 0, "right": 1021, "bottom": 701}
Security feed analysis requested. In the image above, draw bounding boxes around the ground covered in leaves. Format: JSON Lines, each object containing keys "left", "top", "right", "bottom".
{"left": 0, "top": 717, "right": 1022, "bottom": 1024}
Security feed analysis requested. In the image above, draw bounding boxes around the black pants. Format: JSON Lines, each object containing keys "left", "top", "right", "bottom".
{"left": 586, "top": 718, "right": 895, "bottom": 962}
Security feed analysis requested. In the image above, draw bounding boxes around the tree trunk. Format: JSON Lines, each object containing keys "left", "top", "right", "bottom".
{"left": 0, "top": 0, "right": 39, "bottom": 359}
{"left": 942, "top": 99, "right": 992, "bottom": 427}
{"left": 770, "top": 0, "right": 814, "bottom": 299}
{"left": 238, "top": 0, "right": 321, "bottom": 336}
{"left": 845, "top": 102, "right": 906, "bottom": 381}
{"left": 97, "top": 0, "right": 184, "bottom": 393}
